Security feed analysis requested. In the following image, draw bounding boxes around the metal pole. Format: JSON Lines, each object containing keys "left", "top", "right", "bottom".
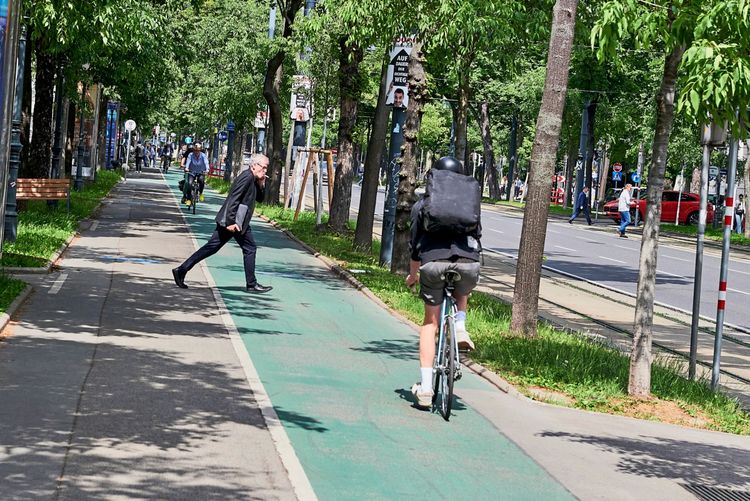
{"left": 378, "top": 106, "right": 406, "bottom": 266}
{"left": 573, "top": 100, "right": 590, "bottom": 212}
{"left": 4, "top": 20, "right": 27, "bottom": 242}
{"left": 689, "top": 144, "right": 711, "bottom": 379}
{"left": 675, "top": 162, "right": 685, "bottom": 225}
{"left": 125, "top": 129, "right": 132, "bottom": 169}
{"left": 712, "top": 138, "right": 738, "bottom": 391}
{"left": 506, "top": 113, "right": 517, "bottom": 201}
{"left": 634, "top": 142, "right": 644, "bottom": 226}
{"left": 224, "top": 121, "right": 235, "bottom": 182}
{"left": 74, "top": 84, "right": 87, "bottom": 191}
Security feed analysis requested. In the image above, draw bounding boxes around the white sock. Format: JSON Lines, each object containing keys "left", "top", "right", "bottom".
{"left": 420, "top": 367, "right": 433, "bottom": 392}
{"left": 455, "top": 319, "right": 466, "bottom": 331}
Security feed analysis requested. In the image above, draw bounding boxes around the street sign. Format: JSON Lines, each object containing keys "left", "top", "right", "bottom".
{"left": 227, "top": 120, "right": 235, "bottom": 132}
{"left": 124, "top": 119, "right": 136, "bottom": 132}
{"left": 218, "top": 131, "right": 228, "bottom": 141}
{"left": 385, "top": 35, "right": 416, "bottom": 109}
{"left": 631, "top": 173, "right": 641, "bottom": 184}
{"left": 612, "top": 171, "right": 622, "bottom": 181}
{"left": 612, "top": 162, "right": 623, "bottom": 172}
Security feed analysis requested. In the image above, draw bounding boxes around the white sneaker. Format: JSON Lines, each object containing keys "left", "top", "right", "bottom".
{"left": 411, "top": 383, "right": 433, "bottom": 409}
{"left": 455, "top": 324, "right": 475, "bottom": 352}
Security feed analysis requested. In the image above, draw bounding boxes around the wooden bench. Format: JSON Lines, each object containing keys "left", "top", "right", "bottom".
{"left": 16, "top": 178, "right": 71, "bottom": 210}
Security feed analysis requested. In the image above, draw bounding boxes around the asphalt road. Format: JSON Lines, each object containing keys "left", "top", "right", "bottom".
{"left": 334, "top": 182, "right": 750, "bottom": 331}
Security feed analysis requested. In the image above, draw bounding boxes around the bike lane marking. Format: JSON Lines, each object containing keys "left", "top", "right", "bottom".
{"left": 167, "top": 173, "right": 573, "bottom": 500}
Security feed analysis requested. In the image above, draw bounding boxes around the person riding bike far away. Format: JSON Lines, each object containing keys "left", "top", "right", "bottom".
{"left": 405, "top": 155, "right": 482, "bottom": 409}
{"left": 183, "top": 143, "right": 210, "bottom": 204}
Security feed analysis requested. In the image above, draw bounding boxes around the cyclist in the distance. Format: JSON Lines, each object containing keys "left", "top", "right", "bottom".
{"left": 183, "top": 143, "right": 209, "bottom": 205}
{"left": 405, "top": 156, "right": 481, "bottom": 409}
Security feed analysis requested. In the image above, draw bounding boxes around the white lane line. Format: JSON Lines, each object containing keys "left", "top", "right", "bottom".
{"left": 547, "top": 229, "right": 561, "bottom": 234}
{"left": 662, "top": 254, "right": 690, "bottom": 263}
{"left": 48, "top": 273, "right": 68, "bottom": 295}
{"left": 554, "top": 245, "right": 576, "bottom": 252}
{"left": 730, "top": 269, "right": 750, "bottom": 276}
{"left": 729, "top": 288, "right": 750, "bottom": 297}
{"left": 599, "top": 256, "right": 625, "bottom": 264}
{"left": 657, "top": 269, "right": 688, "bottom": 279}
{"left": 487, "top": 228, "right": 504, "bottom": 234}
{"left": 90, "top": 221, "right": 99, "bottom": 231}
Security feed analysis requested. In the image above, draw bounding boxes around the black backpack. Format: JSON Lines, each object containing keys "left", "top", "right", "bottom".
{"left": 422, "top": 169, "right": 481, "bottom": 234}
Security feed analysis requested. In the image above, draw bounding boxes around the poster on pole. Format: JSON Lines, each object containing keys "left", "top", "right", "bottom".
{"left": 254, "top": 110, "right": 268, "bottom": 129}
{"left": 385, "top": 35, "right": 416, "bottom": 109}
{"left": 290, "top": 75, "right": 311, "bottom": 122}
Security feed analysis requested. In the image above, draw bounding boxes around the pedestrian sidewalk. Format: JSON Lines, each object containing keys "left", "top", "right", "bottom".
{"left": 1, "top": 170, "right": 748, "bottom": 500}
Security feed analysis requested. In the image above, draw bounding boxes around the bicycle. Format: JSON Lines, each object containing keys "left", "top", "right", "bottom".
{"left": 432, "top": 270, "right": 462, "bottom": 421}
{"left": 184, "top": 172, "right": 201, "bottom": 215}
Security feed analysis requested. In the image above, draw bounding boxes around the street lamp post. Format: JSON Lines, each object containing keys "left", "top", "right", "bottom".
{"left": 4, "top": 19, "right": 26, "bottom": 242}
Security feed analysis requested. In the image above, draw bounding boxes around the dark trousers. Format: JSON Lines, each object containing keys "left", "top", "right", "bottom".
{"left": 179, "top": 225, "right": 258, "bottom": 286}
{"left": 569, "top": 206, "right": 592, "bottom": 224}
{"left": 135, "top": 156, "right": 143, "bottom": 172}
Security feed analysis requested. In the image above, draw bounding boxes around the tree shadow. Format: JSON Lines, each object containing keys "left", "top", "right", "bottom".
{"left": 538, "top": 431, "right": 750, "bottom": 489}
{"left": 352, "top": 339, "right": 417, "bottom": 361}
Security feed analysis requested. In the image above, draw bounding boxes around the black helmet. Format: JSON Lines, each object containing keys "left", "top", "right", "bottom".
{"left": 432, "top": 156, "right": 462, "bottom": 174}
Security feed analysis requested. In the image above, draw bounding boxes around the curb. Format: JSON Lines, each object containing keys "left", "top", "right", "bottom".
{"left": 0, "top": 284, "right": 33, "bottom": 333}
{"left": 257, "top": 214, "right": 531, "bottom": 404}
{"left": 1, "top": 180, "right": 121, "bottom": 275}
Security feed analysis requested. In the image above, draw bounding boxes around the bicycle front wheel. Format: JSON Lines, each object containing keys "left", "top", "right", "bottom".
{"left": 438, "top": 316, "right": 455, "bottom": 420}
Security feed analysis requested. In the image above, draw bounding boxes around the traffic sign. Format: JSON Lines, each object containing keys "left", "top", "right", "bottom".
{"left": 218, "top": 131, "right": 228, "bottom": 141}
{"left": 227, "top": 120, "right": 236, "bottom": 132}
{"left": 612, "top": 171, "right": 622, "bottom": 181}
{"left": 631, "top": 173, "right": 641, "bottom": 184}
{"left": 124, "top": 119, "right": 136, "bottom": 132}
{"left": 612, "top": 162, "right": 623, "bottom": 172}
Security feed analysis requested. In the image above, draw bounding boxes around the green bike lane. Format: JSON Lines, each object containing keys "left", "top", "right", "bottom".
{"left": 165, "top": 172, "right": 572, "bottom": 500}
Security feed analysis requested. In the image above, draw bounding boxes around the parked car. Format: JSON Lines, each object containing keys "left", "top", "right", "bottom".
{"left": 603, "top": 190, "right": 714, "bottom": 225}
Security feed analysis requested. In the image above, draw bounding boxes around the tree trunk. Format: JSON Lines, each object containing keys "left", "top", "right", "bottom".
{"left": 354, "top": 53, "right": 390, "bottom": 249}
{"left": 391, "top": 41, "right": 427, "bottom": 275}
{"left": 20, "top": 32, "right": 32, "bottom": 174}
{"left": 262, "top": 0, "right": 303, "bottom": 204}
{"left": 563, "top": 137, "right": 577, "bottom": 207}
{"left": 479, "top": 101, "right": 499, "bottom": 199}
{"left": 628, "top": 43, "right": 685, "bottom": 397}
{"left": 510, "top": 0, "right": 579, "bottom": 336}
{"left": 26, "top": 40, "right": 56, "bottom": 178}
{"left": 65, "top": 100, "right": 76, "bottom": 178}
{"left": 454, "top": 67, "right": 470, "bottom": 169}
{"left": 329, "top": 39, "right": 364, "bottom": 232}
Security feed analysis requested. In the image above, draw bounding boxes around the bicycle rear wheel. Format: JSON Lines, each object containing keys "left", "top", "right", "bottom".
{"left": 191, "top": 184, "right": 198, "bottom": 214}
{"left": 438, "top": 317, "right": 455, "bottom": 420}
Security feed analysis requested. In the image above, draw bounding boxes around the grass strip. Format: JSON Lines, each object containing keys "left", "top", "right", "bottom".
{"left": 0, "top": 274, "right": 25, "bottom": 314}
{"left": 1, "top": 170, "right": 122, "bottom": 268}
{"left": 660, "top": 222, "right": 750, "bottom": 246}
{"left": 255, "top": 203, "right": 750, "bottom": 435}
{"left": 206, "top": 177, "right": 231, "bottom": 194}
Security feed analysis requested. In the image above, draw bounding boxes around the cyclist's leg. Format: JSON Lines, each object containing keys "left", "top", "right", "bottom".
{"left": 198, "top": 174, "right": 205, "bottom": 194}
{"left": 452, "top": 261, "right": 480, "bottom": 350}
{"left": 183, "top": 173, "right": 194, "bottom": 200}
{"left": 415, "top": 261, "right": 448, "bottom": 394}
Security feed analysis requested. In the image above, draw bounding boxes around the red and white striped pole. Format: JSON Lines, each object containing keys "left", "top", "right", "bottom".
{"left": 712, "top": 138, "right": 738, "bottom": 391}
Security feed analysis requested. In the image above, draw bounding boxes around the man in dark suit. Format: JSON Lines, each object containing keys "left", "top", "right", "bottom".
{"left": 172, "top": 153, "right": 273, "bottom": 294}
{"left": 569, "top": 186, "right": 592, "bottom": 225}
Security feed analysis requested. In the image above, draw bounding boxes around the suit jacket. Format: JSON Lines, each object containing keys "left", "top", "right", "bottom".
{"left": 215, "top": 170, "right": 265, "bottom": 234}
{"left": 576, "top": 191, "right": 589, "bottom": 210}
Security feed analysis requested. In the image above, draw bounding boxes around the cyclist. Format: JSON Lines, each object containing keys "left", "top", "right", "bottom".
{"left": 405, "top": 156, "right": 482, "bottom": 409}
{"left": 183, "top": 143, "right": 209, "bottom": 205}
{"left": 160, "top": 142, "right": 174, "bottom": 173}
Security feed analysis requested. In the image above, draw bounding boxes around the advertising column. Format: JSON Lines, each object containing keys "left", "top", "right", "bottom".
{"left": 0, "top": 0, "right": 22, "bottom": 256}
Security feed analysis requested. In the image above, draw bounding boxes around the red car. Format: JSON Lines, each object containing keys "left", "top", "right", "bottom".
{"left": 603, "top": 190, "right": 714, "bottom": 225}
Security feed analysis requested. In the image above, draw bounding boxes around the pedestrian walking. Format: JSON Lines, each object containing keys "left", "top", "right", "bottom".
{"left": 135, "top": 142, "right": 145, "bottom": 173}
{"left": 513, "top": 176, "right": 522, "bottom": 199}
{"left": 172, "top": 153, "right": 273, "bottom": 294}
{"left": 569, "top": 186, "right": 592, "bottom": 225}
{"left": 735, "top": 194, "right": 745, "bottom": 234}
{"left": 617, "top": 184, "right": 633, "bottom": 238}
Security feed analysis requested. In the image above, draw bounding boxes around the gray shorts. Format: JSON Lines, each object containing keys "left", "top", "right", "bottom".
{"left": 419, "top": 260, "right": 480, "bottom": 306}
